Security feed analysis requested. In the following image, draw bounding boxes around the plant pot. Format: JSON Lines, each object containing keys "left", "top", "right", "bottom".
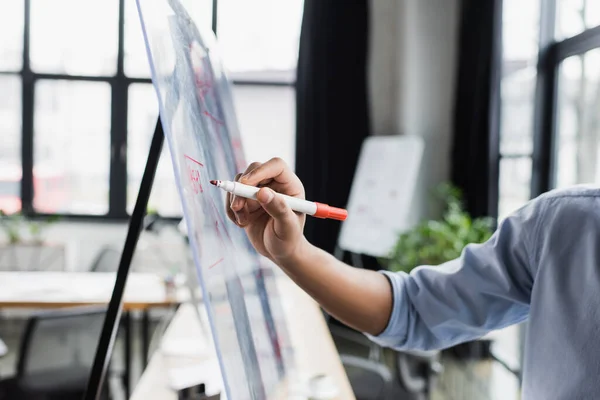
{"left": 0, "top": 242, "right": 66, "bottom": 271}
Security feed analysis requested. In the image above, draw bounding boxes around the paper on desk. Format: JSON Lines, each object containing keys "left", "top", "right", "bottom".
{"left": 168, "top": 361, "right": 224, "bottom": 394}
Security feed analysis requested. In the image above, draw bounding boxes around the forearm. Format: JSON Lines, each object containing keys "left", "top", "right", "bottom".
{"left": 277, "top": 238, "right": 393, "bottom": 336}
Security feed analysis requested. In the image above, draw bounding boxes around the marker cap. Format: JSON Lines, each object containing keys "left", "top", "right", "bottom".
{"left": 314, "top": 203, "right": 348, "bottom": 221}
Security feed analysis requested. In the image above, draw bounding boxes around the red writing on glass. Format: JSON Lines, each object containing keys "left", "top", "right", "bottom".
{"left": 184, "top": 155, "right": 205, "bottom": 194}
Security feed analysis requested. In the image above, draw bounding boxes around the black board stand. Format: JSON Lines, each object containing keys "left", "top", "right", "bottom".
{"left": 84, "top": 118, "right": 165, "bottom": 400}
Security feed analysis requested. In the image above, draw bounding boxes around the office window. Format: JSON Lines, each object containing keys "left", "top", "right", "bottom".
{"left": 498, "top": 0, "right": 540, "bottom": 220}
{"left": 124, "top": 0, "right": 213, "bottom": 78}
{"left": 556, "top": 0, "right": 600, "bottom": 40}
{"left": 4, "top": 0, "right": 301, "bottom": 219}
{"left": 34, "top": 80, "right": 111, "bottom": 214}
{"left": 554, "top": 49, "right": 600, "bottom": 188}
{"left": 30, "top": 0, "right": 119, "bottom": 76}
{"left": 0, "top": 0, "right": 24, "bottom": 71}
{"left": 232, "top": 86, "right": 296, "bottom": 167}
{"left": 0, "top": 75, "right": 22, "bottom": 214}
{"left": 218, "top": 0, "right": 303, "bottom": 81}
{"left": 127, "top": 83, "right": 181, "bottom": 216}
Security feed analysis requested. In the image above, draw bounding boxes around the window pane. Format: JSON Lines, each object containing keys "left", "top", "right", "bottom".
{"left": 218, "top": 0, "right": 303, "bottom": 78}
{"left": 124, "top": 0, "right": 212, "bottom": 78}
{"left": 30, "top": 0, "right": 118, "bottom": 76}
{"left": 232, "top": 86, "right": 296, "bottom": 168}
{"left": 0, "top": 75, "right": 22, "bottom": 214}
{"left": 500, "top": 0, "right": 540, "bottom": 155}
{"left": 498, "top": 157, "right": 532, "bottom": 221}
{"left": 34, "top": 80, "right": 111, "bottom": 214}
{"left": 554, "top": 49, "right": 600, "bottom": 188}
{"left": 556, "top": 0, "right": 600, "bottom": 40}
{"left": 0, "top": 0, "right": 24, "bottom": 71}
{"left": 127, "top": 84, "right": 181, "bottom": 216}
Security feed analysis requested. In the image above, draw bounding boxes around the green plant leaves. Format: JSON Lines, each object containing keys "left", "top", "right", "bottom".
{"left": 384, "top": 183, "right": 494, "bottom": 274}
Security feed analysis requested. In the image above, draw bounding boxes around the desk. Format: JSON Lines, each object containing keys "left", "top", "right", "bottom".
{"left": 131, "top": 275, "right": 355, "bottom": 399}
{"left": 0, "top": 271, "right": 186, "bottom": 310}
{"left": 0, "top": 271, "right": 188, "bottom": 397}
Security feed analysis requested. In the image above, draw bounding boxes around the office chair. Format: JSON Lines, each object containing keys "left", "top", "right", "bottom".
{"left": 0, "top": 306, "right": 109, "bottom": 400}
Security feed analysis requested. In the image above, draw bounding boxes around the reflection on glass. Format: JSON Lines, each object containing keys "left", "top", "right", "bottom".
{"left": 498, "top": 158, "right": 532, "bottom": 220}
{"left": 124, "top": 0, "right": 212, "bottom": 78}
{"left": 127, "top": 84, "right": 181, "bottom": 216}
{"left": 0, "top": 0, "right": 24, "bottom": 71}
{"left": 500, "top": 0, "right": 540, "bottom": 155}
{"left": 555, "top": 49, "right": 600, "bottom": 188}
{"left": 218, "top": 0, "right": 303, "bottom": 75}
{"left": 30, "top": 0, "right": 118, "bottom": 76}
{"left": 34, "top": 80, "right": 111, "bottom": 214}
{"left": 556, "top": 0, "right": 600, "bottom": 40}
{"left": 0, "top": 76, "right": 22, "bottom": 213}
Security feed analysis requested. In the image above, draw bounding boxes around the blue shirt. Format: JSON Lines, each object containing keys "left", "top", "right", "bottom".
{"left": 366, "top": 185, "right": 600, "bottom": 399}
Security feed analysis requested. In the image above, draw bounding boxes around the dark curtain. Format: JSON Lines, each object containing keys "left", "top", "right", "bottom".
{"left": 295, "top": 0, "right": 370, "bottom": 254}
{"left": 450, "top": 0, "right": 502, "bottom": 219}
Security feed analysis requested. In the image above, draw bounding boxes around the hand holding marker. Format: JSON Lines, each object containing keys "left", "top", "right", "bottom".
{"left": 210, "top": 180, "right": 348, "bottom": 221}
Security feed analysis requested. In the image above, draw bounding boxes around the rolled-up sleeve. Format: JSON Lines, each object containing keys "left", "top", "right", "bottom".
{"left": 366, "top": 197, "right": 545, "bottom": 351}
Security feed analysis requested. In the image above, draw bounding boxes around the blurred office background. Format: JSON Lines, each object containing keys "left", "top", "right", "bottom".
{"left": 0, "top": 0, "right": 599, "bottom": 399}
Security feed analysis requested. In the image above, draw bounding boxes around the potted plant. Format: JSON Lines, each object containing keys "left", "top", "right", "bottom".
{"left": 0, "top": 210, "right": 62, "bottom": 271}
{"left": 383, "top": 183, "right": 495, "bottom": 359}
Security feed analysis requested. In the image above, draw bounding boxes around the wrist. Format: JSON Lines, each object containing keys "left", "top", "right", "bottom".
{"left": 274, "top": 236, "right": 316, "bottom": 269}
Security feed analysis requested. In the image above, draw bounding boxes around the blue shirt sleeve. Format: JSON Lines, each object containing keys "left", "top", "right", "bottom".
{"left": 365, "top": 197, "right": 545, "bottom": 351}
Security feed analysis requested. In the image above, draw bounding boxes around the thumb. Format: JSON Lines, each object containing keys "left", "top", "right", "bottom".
{"left": 256, "top": 187, "right": 297, "bottom": 239}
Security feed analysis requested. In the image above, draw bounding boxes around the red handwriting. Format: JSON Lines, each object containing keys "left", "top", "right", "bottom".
{"left": 203, "top": 110, "right": 224, "bottom": 125}
{"left": 208, "top": 257, "right": 224, "bottom": 269}
{"left": 184, "top": 154, "right": 204, "bottom": 194}
{"left": 184, "top": 154, "right": 204, "bottom": 166}
{"left": 188, "top": 165, "right": 203, "bottom": 194}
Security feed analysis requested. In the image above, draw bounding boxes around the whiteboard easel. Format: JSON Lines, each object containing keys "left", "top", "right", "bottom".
{"left": 337, "top": 135, "right": 424, "bottom": 258}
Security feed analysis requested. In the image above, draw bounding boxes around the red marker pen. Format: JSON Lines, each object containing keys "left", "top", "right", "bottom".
{"left": 210, "top": 180, "right": 347, "bottom": 221}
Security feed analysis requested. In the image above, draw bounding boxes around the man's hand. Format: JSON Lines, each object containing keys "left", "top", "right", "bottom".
{"left": 226, "top": 157, "right": 307, "bottom": 263}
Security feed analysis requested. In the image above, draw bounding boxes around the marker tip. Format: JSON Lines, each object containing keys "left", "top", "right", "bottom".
{"left": 209, "top": 180, "right": 218, "bottom": 186}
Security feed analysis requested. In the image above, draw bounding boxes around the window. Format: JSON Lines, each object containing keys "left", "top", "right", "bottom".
{"left": 217, "top": 0, "right": 303, "bottom": 81}
{"left": 556, "top": 0, "right": 600, "bottom": 40}
{"left": 0, "top": 75, "right": 22, "bottom": 214}
{"left": 124, "top": 0, "right": 213, "bottom": 78}
{"left": 34, "top": 80, "right": 111, "bottom": 214}
{"left": 0, "top": 0, "right": 24, "bottom": 71}
{"left": 491, "top": 0, "right": 600, "bottom": 391}
{"left": 127, "top": 83, "right": 181, "bottom": 216}
{"left": 498, "top": 0, "right": 540, "bottom": 219}
{"left": 554, "top": 49, "right": 600, "bottom": 188}
{"left": 0, "top": 0, "right": 302, "bottom": 219}
{"left": 30, "top": 0, "right": 119, "bottom": 76}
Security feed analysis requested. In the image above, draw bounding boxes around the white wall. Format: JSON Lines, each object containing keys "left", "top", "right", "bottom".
{"left": 368, "top": 0, "right": 461, "bottom": 219}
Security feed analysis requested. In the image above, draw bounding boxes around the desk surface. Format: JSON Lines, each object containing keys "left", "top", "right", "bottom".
{"left": 0, "top": 271, "right": 187, "bottom": 310}
{"left": 131, "top": 275, "right": 355, "bottom": 399}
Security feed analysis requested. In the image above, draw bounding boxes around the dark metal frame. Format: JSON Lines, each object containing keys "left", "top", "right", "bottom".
{"left": 8, "top": 0, "right": 295, "bottom": 221}
{"left": 531, "top": 1, "right": 600, "bottom": 197}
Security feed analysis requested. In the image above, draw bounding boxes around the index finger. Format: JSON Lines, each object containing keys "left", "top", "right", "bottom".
{"left": 239, "top": 157, "right": 298, "bottom": 187}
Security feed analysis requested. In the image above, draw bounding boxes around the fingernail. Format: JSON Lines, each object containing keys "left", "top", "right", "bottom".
{"left": 259, "top": 189, "right": 274, "bottom": 204}
{"left": 237, "top": 213, "right": 246, "bottom": 225}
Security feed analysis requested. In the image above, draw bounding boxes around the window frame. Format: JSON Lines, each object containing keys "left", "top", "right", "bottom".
{"left": 8, "top": 0, "right": 297, "bottom": 221}
{"left": 531, "top": 0, "right": 600, "bottom": 197}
